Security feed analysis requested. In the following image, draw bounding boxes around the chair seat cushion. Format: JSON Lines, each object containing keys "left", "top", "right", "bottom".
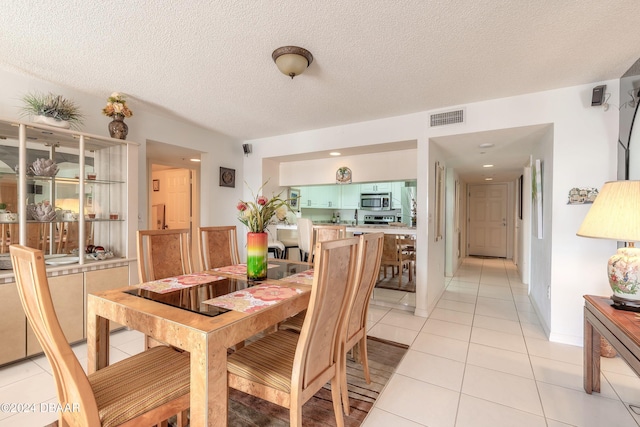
{"left": 88, "top": 345, "right": 190, "bottom": 427}
{"left": 227, "top": 329, "right": 300, "bottom": 393}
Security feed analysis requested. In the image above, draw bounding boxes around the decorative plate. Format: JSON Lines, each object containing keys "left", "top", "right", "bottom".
{"left": 336, "top": 166, "right": 352, "bottom": 184}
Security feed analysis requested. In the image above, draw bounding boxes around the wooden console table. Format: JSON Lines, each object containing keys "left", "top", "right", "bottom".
{"left": 583, "top": 295, "right": 640, "bottom": 393}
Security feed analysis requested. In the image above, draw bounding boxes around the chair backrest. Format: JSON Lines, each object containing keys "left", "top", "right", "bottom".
{"left": 381, "top": 234, "right": 401, "bottom": 264}
{"left": 10, "top": 245, "right": 101, "bottom": 425}
{"left": 311, "top": 225, "right": 347, "bottom": 259}
{"left": 346, "top": 232, "right": 384, "bottom": 345}
{"left": 294, "top": 237, "right": 360, "bottom": 391}
{"left": 197, "top": 226, "right": 240, "bottom": 270}
{"left": 137, "top": 229, "right": 193, "bottom": 282}
{"left": 265, "top": 224, "right": 280, "bottom": 244}
{"left": 296, "top": 218, "right": 313, "bottom": 253}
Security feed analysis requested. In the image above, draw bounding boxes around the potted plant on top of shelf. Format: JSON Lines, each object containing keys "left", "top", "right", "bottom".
{"left": 20, "top": 92, "right": 83, "bottom": 129}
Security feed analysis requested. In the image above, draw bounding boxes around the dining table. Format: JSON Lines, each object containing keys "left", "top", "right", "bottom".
{"left": 86, "top": 259, "right": 314, "bottom": 426}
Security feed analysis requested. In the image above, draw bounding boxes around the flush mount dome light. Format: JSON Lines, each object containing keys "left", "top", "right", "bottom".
{"left": 272, "top": 46, "right": 313, "bottom": 79}
{"left": 329, "top": 152, "right": 341, "bottom": 156}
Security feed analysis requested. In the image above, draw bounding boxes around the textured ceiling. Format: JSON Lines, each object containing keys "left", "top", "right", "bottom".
{"left": 2, "top": 0, "right": 640, "bottom": 145}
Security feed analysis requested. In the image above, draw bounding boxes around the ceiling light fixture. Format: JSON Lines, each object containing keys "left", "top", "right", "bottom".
{"left": 479, "top": 143, "right": 495, "bottom": 148}
{"left": 485, "top": 177, "right": 493, "bottom": 181}
{"left": 329, "top": 152, "right": 341, "bottom": 156}
{"left": 272, "top": 46, "right": 313, "bottom": 79}
{"left": 190, "top": 158, "right": 201, "bottom": 162}
{"left": 483, "top": 164, "right": 494, "bottom": 168}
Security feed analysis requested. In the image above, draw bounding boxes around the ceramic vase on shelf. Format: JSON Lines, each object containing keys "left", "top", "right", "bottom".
{"left": 246, "top": 232, "right": 268, "bottom": 281}
{"left": 108, "top": 113, "right": 128, "bottom": 140}
{"left": 32, "top": 115, "right": 70, "bottom": 129}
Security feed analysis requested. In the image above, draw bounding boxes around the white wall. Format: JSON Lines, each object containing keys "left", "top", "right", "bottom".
{"left": 0, "top": 67, "right": 243, "bottom": 233}
{"left": 279, "top": 149, "right": 418, "bottom": 186}
{"left": 246, "top": 79, "right": 619, "bottom": 345}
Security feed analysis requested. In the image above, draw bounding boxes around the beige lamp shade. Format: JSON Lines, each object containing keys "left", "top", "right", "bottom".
{"left": 576, "top": 180, "right": 640, "bottom": 242}
{"left": 272, "top": 46, "right": 313, "bottom": 79}
{"left": 577, "top": 180, "right": 640, "bottom": 308}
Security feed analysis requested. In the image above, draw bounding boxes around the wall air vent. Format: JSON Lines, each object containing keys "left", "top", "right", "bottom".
{"left": 429, "top": 108, "right": 465, "bottom": 127}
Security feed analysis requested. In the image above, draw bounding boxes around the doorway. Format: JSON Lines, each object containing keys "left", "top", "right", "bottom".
{"left": 468, "top": 183, "right": 508, "bottom": 258}
{"left": 146, "top": 140, "right": 202, "bottom": 260}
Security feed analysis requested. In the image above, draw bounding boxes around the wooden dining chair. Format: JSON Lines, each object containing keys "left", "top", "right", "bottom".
{"left": 379, "top": 234, "right": 413, "bottom": 287}
{"left": 197, "top": 225, "right": 240, "bottom": 270}
{"left": 311, "top": 224, "right": 347, "bottom": 261}
{"left": 266, "top": 223, "right": 286, "bottom": 259}
{"left": 279, "top": 232, "right": 385, "bottom": 414}
{"left": 227, "top": 236, "right": 360, "bottom": 427}
{"left": 9, "top": 245, "right": 191, "bottom": 427}
{"left": 137, "top": 228, "right": 193, "bottom": 282}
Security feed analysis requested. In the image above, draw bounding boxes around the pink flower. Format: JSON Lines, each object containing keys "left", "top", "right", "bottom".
{"left": 237, "top": 202, "right": 247, "bottom": 211}
{"left": 257, "top": 196, "right": 268, "bottom": 206}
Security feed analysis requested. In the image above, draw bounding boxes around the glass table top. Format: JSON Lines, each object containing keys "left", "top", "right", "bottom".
{"left": 123, "top": 260, "right": 313, "bottom": 317}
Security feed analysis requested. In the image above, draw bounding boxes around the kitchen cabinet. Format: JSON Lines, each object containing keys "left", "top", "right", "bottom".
{"left": 340, "top": 184, "right": 360, "bottom": 209}
{"left": 0, "top": 282, "right": 26, "bottom": 365}
{"left": 27, "top": 273, "right": 85, "bottom": 356}
{"left": 84, "top": 266, "right": 128, "bottom": 331}
{"left": 391, "top": 181, "right": 405, "bottom": 209}
{"left": 0, "top": 118, "right": 137, "bottom": 262}
{"left": 360, "top": 182, "right": 391, "bottom": 193}
{"left": 299, "top": 185, "right": 340, "bottom": 208}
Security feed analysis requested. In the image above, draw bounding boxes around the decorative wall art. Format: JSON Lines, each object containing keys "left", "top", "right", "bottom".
{"left": 532, "top": 159, "right": 543, "bottom": 239}
{"left": 289, "top": 188, "right": 300, "bottom": 210}
{"left": 567, "top": 187, "right": 598, "bottom": 204}
{"left": 336, "top": 166, "right": 352, "bottom": 184}
{"left": 219, "top": 167, "right": 235, "bottom": 188}
{"left": 434, "top": 161, "right": 445, "bottom": 242}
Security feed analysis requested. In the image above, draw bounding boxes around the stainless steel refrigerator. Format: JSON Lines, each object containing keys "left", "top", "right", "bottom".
{"left": 401, "top": 186, "right": 417, "bottom": 226}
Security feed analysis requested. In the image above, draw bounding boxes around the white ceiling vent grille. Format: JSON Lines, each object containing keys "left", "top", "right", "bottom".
{"left": 430, "top": 109, "right": 465, "bottom": 127}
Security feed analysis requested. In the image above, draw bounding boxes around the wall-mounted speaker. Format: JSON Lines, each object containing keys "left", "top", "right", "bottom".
{"left": 592, "top": 85, "right": 606, "bottom": 106}
{"left": 242, "top": 143, "right": 252, "bottom": 155}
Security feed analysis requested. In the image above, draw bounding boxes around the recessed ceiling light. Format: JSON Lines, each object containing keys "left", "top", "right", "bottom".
{"left": 329, "top": 152, "right": 341, "bottom": 156}
{"left": 479, "top": 143, "right": 494, "bottom": 148}
{"left": 190, "top": 158, "right": 201, "bottom": 162}
{"left": 483, "top": 164, "right": 494, "bottom": 168}
{"left": 485, "top": 177, "right": 493, "bottom": 181}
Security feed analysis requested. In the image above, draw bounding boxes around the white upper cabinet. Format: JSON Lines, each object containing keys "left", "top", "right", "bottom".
{"left": 340, "top": 184, "right": 360, "bottom": 209}
{"left": 360, "top": 182, "right": 391, "bottom": 193}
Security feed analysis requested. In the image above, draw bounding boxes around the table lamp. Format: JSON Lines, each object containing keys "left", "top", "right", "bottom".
{"left": 577, "top": 180, "right": 640, "bottom": 311}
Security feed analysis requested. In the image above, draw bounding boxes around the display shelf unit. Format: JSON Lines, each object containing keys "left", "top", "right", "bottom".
{"left": 0, "top": 118, "right": 138, "bottom": 268}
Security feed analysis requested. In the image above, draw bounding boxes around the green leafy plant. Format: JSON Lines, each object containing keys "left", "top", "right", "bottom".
{"left": 21, "top": 92, "right": 83, "bottom": 128}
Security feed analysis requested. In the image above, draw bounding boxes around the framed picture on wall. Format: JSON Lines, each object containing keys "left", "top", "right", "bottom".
{"left": 219, "top": 167, "right": 236, "bottom": 188}
{"left": 153, "top": 179, "right": 160, "bottom": 192}
{"left": 289, "top": 188, "right": 300, "bottom": 210}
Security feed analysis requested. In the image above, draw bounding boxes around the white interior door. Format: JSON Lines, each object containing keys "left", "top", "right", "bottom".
{"left": 468, "top": 183, "right": 508, "bottom": 257}
{"left": 165, "top": 169, "right": 191, "bottom": 230}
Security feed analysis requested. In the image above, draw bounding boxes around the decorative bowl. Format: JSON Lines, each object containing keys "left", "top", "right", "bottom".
{"left": 27, "top": 202, "right": 57, "bottom": 221}
{"left": 30, "top": 158, "right": 59, "bottom": 177}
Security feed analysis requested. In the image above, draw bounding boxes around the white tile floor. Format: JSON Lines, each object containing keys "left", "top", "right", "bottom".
{"left": 363, "top": 257, "right": 640, "bottom": 427}
{"left": 1, "top": 257, "right": 640, "bottom": 426}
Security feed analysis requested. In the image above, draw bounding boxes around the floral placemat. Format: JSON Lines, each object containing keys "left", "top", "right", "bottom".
{"left": 212, "top": 263, "right": 280, "bottom": 275}
{"left": 279, "top": 269, "right": 314, "bottom": 285}
{"left": 137, "top": 272, "right": 226, "bottom": 294}
{"left": 203, "top": 284, "right": 303, "bottom": 313}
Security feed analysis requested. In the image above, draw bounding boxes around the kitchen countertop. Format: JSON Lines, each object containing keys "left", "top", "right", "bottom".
{"left": 276, "top": 223, "right": 416, "bottom": 235}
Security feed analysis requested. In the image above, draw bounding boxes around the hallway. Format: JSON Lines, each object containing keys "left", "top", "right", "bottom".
{"left": 363, "top": 256, "right": 640, "bottom": 426}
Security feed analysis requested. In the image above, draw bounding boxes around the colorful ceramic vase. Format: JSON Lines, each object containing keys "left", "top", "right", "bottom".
{"left": 246, "top": 232, "right": 268, "bottom": 281}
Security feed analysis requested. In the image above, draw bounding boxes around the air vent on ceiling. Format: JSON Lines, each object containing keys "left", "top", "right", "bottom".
{"left": 429, "top": 108, "right": 465, "bottom": 127}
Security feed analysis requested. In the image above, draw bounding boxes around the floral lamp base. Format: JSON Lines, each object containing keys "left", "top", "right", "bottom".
{"left": 608, "top": 247, "right": 640, "bottom": 311}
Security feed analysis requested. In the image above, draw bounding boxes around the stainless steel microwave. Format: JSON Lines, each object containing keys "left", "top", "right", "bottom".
{"left": 360, "top": 192, "right": 392, "bottom": 210}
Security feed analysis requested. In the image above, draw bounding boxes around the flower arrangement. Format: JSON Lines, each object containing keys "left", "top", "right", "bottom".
{"left": 102, "top": 92, "right": 133, "bottom": 118}
{"left": 21, "top": 92, "right": 83, "bottom": 128}
{"left": 237, "top": 182, "right": 295, "bottom": 233}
